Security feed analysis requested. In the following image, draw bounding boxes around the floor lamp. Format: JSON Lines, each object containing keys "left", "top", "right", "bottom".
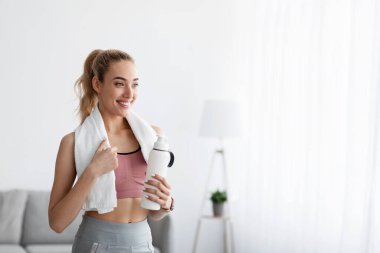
{"left": 192, "top": 99, "right": 242, "bottom": 253}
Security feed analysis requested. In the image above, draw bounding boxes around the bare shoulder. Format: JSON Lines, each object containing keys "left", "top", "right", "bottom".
{"left": 151, "top": 125, "right": 164, "bottom": 136}
{"left": 56, "top": 132, "right": 75, "bottom": 168}
{"left": 60, "top": 132, "right": 75, "bottom": 146}
{"left": 55, "top": 132, "right": 75, "bottom": 174}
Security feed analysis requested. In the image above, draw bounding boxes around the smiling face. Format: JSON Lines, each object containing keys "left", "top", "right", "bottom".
{"left": 92, "top": 60, "right": 139, "bottom": 117}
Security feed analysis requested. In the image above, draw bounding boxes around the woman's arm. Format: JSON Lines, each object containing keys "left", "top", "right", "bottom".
{"left": 48, "top": 133, "right": 117, "bottom": 233}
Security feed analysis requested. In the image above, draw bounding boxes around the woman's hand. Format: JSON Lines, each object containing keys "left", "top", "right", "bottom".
{"left": 143, "top": 174, "right": 172, "bottom": 210}
{"left": 88, "top": 140, "right": 118, "bottom": 177}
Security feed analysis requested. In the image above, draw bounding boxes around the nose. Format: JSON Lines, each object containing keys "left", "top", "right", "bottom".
{"left": 123, "top": 83, "right": 133, "bottom": 98}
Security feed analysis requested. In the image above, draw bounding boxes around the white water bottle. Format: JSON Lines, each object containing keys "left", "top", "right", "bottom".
{"left": 141, "top": 135, "right": 175, "bottom": 210}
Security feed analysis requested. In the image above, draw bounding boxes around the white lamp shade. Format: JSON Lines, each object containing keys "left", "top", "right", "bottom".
{"left": 199, "top": 99, "right": 242, "bottom": 139}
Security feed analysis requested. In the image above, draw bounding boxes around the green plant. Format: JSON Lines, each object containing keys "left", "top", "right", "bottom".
{"left": 210, "top": 189, "right": 227, "bottom": 204}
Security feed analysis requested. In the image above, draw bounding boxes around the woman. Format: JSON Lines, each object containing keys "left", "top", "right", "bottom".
{"left": 48, "top": 49, "right": 173, "bottom": 253}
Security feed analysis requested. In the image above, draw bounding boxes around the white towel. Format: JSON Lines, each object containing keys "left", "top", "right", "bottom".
{"left": 74, "top": 104, "right": 157, "bottom": 214}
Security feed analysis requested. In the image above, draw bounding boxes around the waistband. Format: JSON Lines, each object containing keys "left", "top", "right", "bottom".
{"left": 76, "top": 215, "right": 152, "bottom": 245}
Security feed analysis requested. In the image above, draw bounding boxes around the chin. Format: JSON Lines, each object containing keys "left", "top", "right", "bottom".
{"left": 122, "top": 111, "right": 131, "bottom": 117}
{"left": 119, "top": 108, "right": 131, "bottom": 117}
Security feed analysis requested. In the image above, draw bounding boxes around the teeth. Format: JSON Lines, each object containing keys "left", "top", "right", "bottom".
{"left": 118, "top": 101, "right": 130, "bottom": 106}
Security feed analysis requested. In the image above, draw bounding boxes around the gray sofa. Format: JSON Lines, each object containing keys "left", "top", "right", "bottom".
{"left": 0, "top": 190, "right": 171, "bottom": 253}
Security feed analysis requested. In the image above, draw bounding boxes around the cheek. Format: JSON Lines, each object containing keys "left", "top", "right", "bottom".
{"left": 106, "top": 89, "right": 119, "bottom": 99}
{"left": 99, "top": 89, "right": 117, "bottom": 104}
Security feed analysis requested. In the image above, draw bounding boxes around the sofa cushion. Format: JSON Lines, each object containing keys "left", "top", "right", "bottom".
{"left": 0, "top": 190, "right": 28, "bottom": 244}
{"left": 0, "top": 244, "right": 27, "bottom": 253}
{"left": 25, "top": 244, "right": 73, "bottom": 253}
{"left": 21, "top": 191, "right": 82, "bottom": 245}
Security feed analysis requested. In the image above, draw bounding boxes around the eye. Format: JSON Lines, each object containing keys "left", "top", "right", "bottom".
{"left": 133, "top": 83, "right": 139, "bottom": 87}
{"left": 115, "top": 82, "right": 124, "bottom": 87}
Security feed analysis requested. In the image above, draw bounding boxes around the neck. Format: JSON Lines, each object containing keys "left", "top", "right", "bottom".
{"left": 98, "top": 104, "right": 132, "bottom": 134}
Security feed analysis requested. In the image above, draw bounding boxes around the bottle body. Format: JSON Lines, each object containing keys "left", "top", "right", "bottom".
{"left": 141, "top": 136, "right": 174, "bottom": 210}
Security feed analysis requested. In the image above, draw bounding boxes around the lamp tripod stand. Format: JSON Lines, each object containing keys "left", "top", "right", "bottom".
{"left": 191, "top": 140, "right": 236, "bottom": 253}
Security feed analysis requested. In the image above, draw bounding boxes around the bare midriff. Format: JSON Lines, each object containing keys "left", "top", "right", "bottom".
{"left": 85, "top": 198, "right": 149, "bottom": 223}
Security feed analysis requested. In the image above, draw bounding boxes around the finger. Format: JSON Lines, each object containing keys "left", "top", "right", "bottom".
{"left": 145, "top": 180, "right": 170, "bottom": 196}
{"left": 96, "top": 139, "right": 108, "bottom": 152}
{"left": 145, "top": 194, "right": 167, "bottom": 206}
{"left": 143, "top": 187, "right": 169, "bottom": 201}
{"left": 152, "top": 174, "right": 171, "bottom": 189}
{"left": 110, "top": 146, "right": 118, "bottom": 153}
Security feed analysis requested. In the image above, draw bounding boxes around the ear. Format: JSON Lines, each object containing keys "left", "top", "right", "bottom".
{"left": 92, "top": 76, "right": 101, "bottom": 93}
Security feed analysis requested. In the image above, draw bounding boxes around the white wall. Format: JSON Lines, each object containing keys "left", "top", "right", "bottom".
{"left": 0, "top": 0, "right": 242, "bottom": 252}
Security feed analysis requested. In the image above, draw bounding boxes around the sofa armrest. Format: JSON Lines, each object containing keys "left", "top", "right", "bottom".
{"left": 148, "top": 215, "right": 172, "bottom": 253}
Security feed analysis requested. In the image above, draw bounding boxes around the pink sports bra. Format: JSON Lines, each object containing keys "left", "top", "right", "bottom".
{"left": 114, "top": 147, "right": 147, "bottom": 199}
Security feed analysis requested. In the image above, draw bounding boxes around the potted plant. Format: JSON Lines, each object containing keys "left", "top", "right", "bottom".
{"left": 210, "top": 189, "right": 227, "bottom": 217}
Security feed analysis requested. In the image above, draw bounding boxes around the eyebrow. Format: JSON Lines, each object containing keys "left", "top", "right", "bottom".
{"left": 113, "top": 77, "right": 139, "bottom": 81}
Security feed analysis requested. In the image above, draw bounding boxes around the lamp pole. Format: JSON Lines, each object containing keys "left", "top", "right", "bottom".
{"left": 192, "top": 136, "right": 236, "bottom": 253}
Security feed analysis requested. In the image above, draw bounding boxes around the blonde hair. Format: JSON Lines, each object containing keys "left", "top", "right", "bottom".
{"left": 75, "top": 49, "right": 135, "bottom": 124}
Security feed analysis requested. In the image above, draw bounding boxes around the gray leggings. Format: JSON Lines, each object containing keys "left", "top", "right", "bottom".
{"left": 72, "top": 215, "right": 154, "bottom": 253}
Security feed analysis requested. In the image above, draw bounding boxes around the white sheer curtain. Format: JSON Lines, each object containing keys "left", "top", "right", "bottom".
{"left": 229, "top": 0, "right": 380, "bottom": 252}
